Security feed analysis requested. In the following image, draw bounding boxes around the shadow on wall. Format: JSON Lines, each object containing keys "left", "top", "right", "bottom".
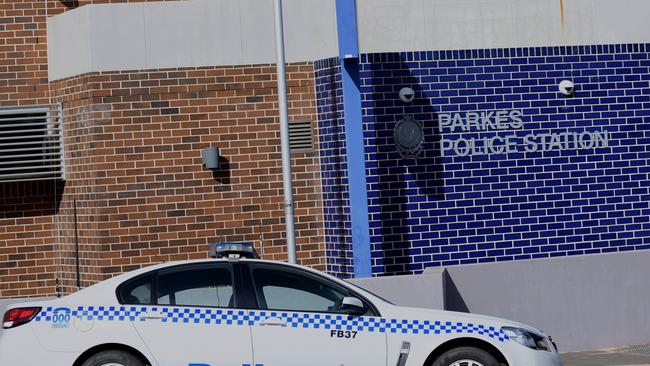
{"left": 0, "top": 180, "right": 65, "bottom": 219}
{"left": 211, "top": 155, "right": 231, "bottom": 188}
{"left": 59, "top": 0, "right": 79, "bottom": 9}
{"left": 328, "top": 83, "right": 354, "bottom": 275}
{"left": 366, "top": 54, "right": 445, "bottom": 275}
{"left": 443, "top": 271, "right": 470, "bottom": 313}
{"left": 315, "top": 58, "right": 354, "bottom": 276}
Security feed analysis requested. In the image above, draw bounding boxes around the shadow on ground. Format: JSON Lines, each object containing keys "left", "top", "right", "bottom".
{"left": 562, "top": 345, "right": 650, "bottom": 366}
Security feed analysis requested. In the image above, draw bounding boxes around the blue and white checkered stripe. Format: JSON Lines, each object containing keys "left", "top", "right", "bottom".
{"left": 34, "top": 306, "right": 509, "bottom": 342}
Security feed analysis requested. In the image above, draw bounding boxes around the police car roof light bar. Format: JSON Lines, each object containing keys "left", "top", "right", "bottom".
{"left": 210, "top": 242, "right": 259, "bottom": 259}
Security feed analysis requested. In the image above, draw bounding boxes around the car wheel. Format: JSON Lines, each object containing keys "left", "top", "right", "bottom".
{"left": 432, "top": 346, "right": 500, "bottom": 366}
{"left": 81, "top": 350, "right": 145, "bottom": 366}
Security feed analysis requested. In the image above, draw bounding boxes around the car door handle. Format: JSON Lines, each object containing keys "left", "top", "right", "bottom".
{"left": 260, "top": 317, "right": 287, "bottom": 327}
{"left": 141, "top": 312, "right": 165, "bottom": 320}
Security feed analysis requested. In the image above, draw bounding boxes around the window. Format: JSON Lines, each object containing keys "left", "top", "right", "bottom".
{"left": 0, "top": 105, "right": 65, "bottom": 182}
{"left": 118, "top": 274, "right": 153, "bottom": 305}
{"left": 157, "top": 265, "right": 234, "bottom": 308}
{"left": 251, "top": 265, "right": 366, "bottom": 314}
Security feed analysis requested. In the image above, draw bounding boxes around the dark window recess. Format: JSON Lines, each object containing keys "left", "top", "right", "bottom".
{"left": 289, "top": 120, "right": 314, "bottom": 152}
{"left": 117, "top": 274, "right": 154, "bottom": 305}
{"left": 0, "top": 105, "right": 65, "bottom": 183}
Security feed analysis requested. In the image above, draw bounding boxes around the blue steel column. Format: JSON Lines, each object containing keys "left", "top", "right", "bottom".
{"left": 335, "top": 0, "right": 371, "bottom": 277}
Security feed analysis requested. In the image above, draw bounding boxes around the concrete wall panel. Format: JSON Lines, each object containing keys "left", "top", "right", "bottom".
{"left": 48, "top": 0, "right": 650, "bottom": 80}
{"left": 356, "top": 0, "right": 427, "bottom": 53}
{"left": 283, "top": 0, "right": 339, "bottom": 63}
{"left": 509, "top": 1, "right": 563, "bottom": 47}
{"left": 143, "top": 1, "right": 243, "bottom": 69}
{"left": 352, "top": 251, "right": 650, "bottom": 352}
{"left": 47, "top": 6, "right": 92, "bottom": 81}
{"left": 90, "top": 4, "right": 147, "bottom": 72}
{"left": 444, "top": 251, "right": 650, "bottom": 352}
{"left": 591, "top": 0, "right": 650, "bottom": 44}
{"left": 48, "top": 0, "right": 338, "bottom": 81}
{"left": 425, "top": 0, "right": 516, "bottom": 51}
{"left": 357, "top": 0, "right": 650, "bottom": 53}
{"left": 239, "top": 0, "right": 276, "bottom": 65}
{"left": 349, "top": 269, "right": 445, "bottom": 310}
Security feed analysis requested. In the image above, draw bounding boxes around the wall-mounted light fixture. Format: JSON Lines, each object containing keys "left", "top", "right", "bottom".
{"left": 559, "top": 80, "right": 575, "bottom": 96}
{"left": 202, "top": 147, "right": 220, "bottom": 170}
{"left": 399, "top": 87, "right": 416, "bottom": 103}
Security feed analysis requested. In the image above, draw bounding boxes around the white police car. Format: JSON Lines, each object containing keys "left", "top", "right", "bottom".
{"left": 0, "top": 243, "right": 562, "bottom": 366}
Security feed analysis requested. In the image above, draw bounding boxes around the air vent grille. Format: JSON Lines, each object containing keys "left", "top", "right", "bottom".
{"left": 0, "top": 105, "right": 66, "bottom": 183}
{"left": 289, "top": 120, "right": 313, "bottom": 152}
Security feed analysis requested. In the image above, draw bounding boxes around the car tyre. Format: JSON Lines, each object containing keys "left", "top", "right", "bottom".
{"left": 432, "top": 346, "right": 500, "bottom": 366}
{"left": 81, "top": 350, "right": 145, "bottom": 366}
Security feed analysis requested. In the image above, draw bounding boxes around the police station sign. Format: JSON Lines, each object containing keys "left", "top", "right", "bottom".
{"left": 438, "top": 110, "right": 610, "bottom": 157}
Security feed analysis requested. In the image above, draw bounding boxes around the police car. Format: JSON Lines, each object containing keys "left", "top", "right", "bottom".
{"left": 0, "top": 243, "right": 562, "bottom": 366}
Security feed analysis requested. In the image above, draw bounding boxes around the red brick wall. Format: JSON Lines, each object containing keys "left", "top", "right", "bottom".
{"left": 47, "top": 64, "right": 326, "bottom": 294}
{"left": 0, "top": 0, "right": 328, "bottom": 297}
{"left": 0, "top": 1, "right": 62, "bottom": 106}
{"left": 0, "top": 0, "right": 68, "bottom": 297}
{"left": 49, "top": 73, "right": 111, "bottom": 292}
{"left": 0, "top": 181, "right": 63, "bottom": 297}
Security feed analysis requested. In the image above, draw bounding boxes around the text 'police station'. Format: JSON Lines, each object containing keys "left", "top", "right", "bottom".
{"left": 438, "top": 110, "right": 610, "bottom": 157}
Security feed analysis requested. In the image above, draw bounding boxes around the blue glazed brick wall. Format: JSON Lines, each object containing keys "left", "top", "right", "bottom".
{"left": 358, "top": 44, "right": 650, "bottom": 275}
{"left": 314, "top": 58, "right": 354, "bottom": 277}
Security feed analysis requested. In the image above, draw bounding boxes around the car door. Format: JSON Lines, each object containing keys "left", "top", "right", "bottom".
{"left": 120, "top": 263, "right": 253, "bottom": 366}
{"left": 245, "top": 263, "right": 387, "bottom": 366}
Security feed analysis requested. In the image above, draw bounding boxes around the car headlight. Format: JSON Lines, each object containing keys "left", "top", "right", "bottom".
{"left": 502, "top": 327, "right": 553, "bottom": 352}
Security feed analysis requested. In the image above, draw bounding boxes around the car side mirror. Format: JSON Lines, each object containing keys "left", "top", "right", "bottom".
{"left": 340, "top": 297, "right": 365, "bottom": 316}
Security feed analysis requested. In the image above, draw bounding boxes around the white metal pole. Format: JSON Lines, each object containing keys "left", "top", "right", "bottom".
{"left": 273, "top": 0, "right": 297, "bottom": 264}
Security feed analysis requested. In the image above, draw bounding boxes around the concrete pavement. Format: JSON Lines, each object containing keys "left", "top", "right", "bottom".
{"left": 562, "top": 345, "right": 650, "bottom": 366}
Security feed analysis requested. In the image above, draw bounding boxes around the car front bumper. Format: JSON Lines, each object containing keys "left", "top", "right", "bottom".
{"left": 504, "top": 342, "right": 563, "bottom": 366}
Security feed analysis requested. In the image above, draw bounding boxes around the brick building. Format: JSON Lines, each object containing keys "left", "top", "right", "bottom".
{"left": 1, "top": 0, "right": 650, "bottom": 325}
{"left": 0, "top": 0, "right": 331, "bottom": 297}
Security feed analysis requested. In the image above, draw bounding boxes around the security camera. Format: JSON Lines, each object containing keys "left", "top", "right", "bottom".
{"left": 399, "top": 87, "right": 415, "bottom": 103}
{"left": 559, "top": 80, "right": 575, "bottom": 96}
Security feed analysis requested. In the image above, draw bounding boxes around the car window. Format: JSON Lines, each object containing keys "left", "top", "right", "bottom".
{"left": 118, "top": 274, "right": 153, "bottom": 305}
{"left": 251, "top": 266, "right": 359, "bottom": 314}
{"left": 157, "top": 265, "right": 234, "bottom": 308}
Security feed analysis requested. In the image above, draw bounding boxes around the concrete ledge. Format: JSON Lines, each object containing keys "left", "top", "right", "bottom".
{"left": 443, "top": 250, "right": 650, "bottom": 352}
{"left": 47, "top": 0, "right": 338, "bottom": 81}
{"left": 349, "top": 268, "right": 445, "bottom": 309}
{"left": 47, "top": 0, "right": 650, "bottom": 80}
{"left": 352, "top": 251, "right": 650, "bottom": 352}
